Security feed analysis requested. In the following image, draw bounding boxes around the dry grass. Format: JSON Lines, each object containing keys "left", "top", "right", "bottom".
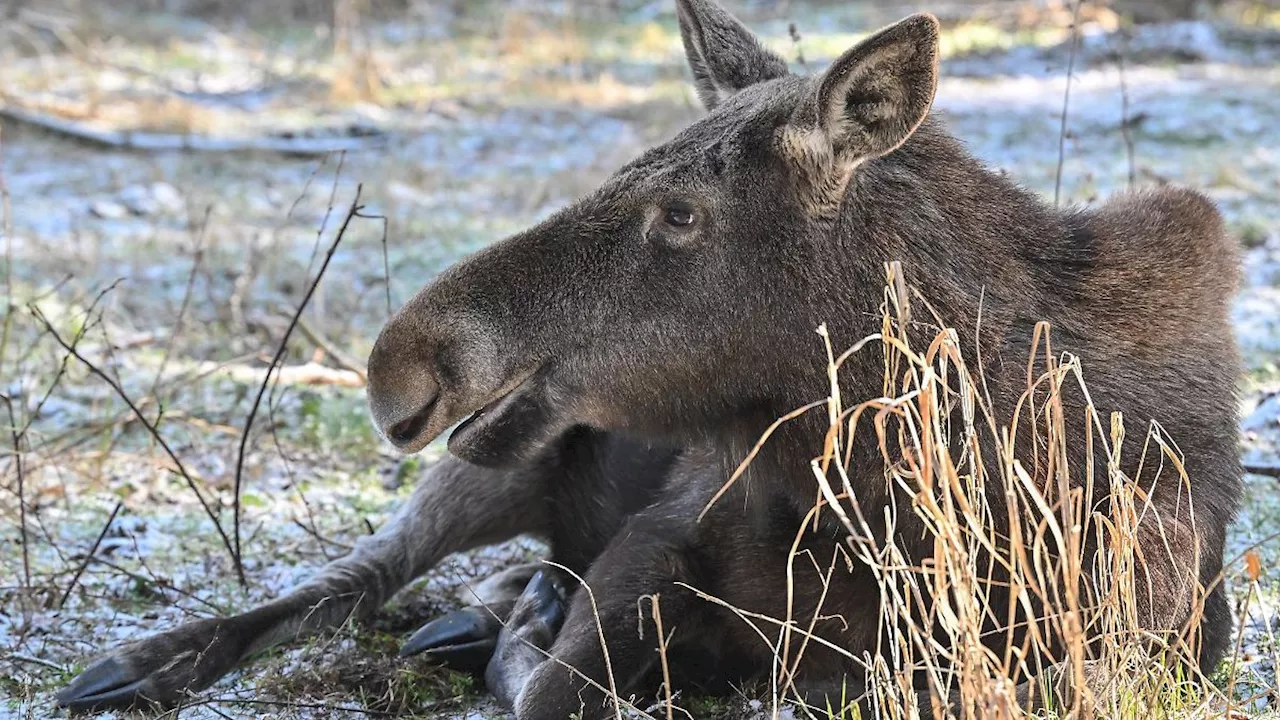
{"left": 660, "top": 262, "right": 1258, "bottom": 719}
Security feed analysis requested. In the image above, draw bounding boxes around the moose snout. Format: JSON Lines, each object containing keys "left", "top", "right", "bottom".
{"left": 366, "top": 321, "right": 443, "bottom": 452}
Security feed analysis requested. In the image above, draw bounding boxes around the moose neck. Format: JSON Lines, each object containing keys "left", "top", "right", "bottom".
{"left": 697, "top": 118, "right": 1064, "bottom": 513}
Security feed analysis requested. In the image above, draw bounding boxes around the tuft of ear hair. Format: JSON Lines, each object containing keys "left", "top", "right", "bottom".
{"left": 676, "top": 0, "right": 790, "bottom": 111}
{"left": 806, "top": 13, "right": 941, "bottom": 163}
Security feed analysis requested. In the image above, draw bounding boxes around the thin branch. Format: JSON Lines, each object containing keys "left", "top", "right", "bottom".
{"left": 58, "top": 500, "right": 123, "bottom": 608}
{"left": 87, "top": 555, "right": 226, "bottom": 616}
{"left": 305, "top": 151, "right": 347, "bottom": 278}
{"left": 1243, "top": 463, "right": 1280, "bottom": 479}
{"left": 2, "top": 393, "right": 30, "bottom": 588}
{"left": 354, "top": 208, "right": 391, "bottom": 314}
{"left": 292, "top": 516, "right": 353, "bottom": 556}
{"left": 0, "top": 104, "right": 387, "bottom": 155}
{"left": 788, "top": 23, "right": 807, "bottom": 70}
{"left": 232, "top": 185, "right": 365, "bottom": 589}
{"left": 260, "top": 155, "right": 346, "bottom": 505}
{"left": 1116, "top": 29, "right": 1137, "bottom": 188}
{"left": 17, "top": 278, "right": 128, "bottom": 445}
{"left": 292, "top": 313, "right": 367, "bottom": 381}
{"left": 648, "top": 594, "right": 675, "bottom": 720}
{"left": 1054, "top": 0, "right": 1086, "bottom": 207}
{"left": 150, "top": 205, "right": 211, "bottom": 402}
{"left": 282, "top": 154, "right": 330, "bottom": 227}
{"left": 30, "top": 304, "right": 242, "bottom": 584}
{"left": 0, "top": 123, "right": 13, "bottom": 374}
{"left": 11, "top": 653, "right": 68, "bottom": 672}
{"left": 159, "top": 695, "right": 401, "bottom": 718}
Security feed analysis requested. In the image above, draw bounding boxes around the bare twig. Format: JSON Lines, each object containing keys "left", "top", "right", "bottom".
{"left": 1243, "top": 463, "right": 1280, "bottom": 479}
{"left": 282, "top": 154, "right": 331, "bottom": 227}
{"left": 291, "top": 516, "right": 353, "bottom": 556}
{"left": 16, "top": 279, "right": 124, "bottom": 445}
{"left": 293, "top": 313, "right": 367, "bottom": 381}
{"left": 305, "top": 151, "right": 347, "bottom": 281}
{"left": 151, "top": 205, "right": 211, "bottom": 402}
{"left": 648, "top": 595, "right": 675, "bottom": 720}
{"left": 788, "top": 23, "right": 807, "bottom": 70}
{"left": 265, "top": 152, "right": 351, "bottom": 439}
{"left": 11, "top": 653, "right": 68, "bottom": 672}
{"left": 232, "top": 185, "right": 366, "bottom": 589}
{"left": 2, "top": 393, "right": 30, "bottom": 588}
{"left": 354, "top": 208, "right": 391, "bottom": 314}
{"left": 1116, "top": 29, "right": 1136, "bottom": 187}
{"left": 0, "top": 104, "right": 387, "bottom": 156}
{"left": 261, "top": 153, "right": 349, "bottom": 508}
{"left": 58, "top": 500, "right": 123, "bottom": 608}
{"left": 30, "top": 304, "right": 242, "bottom": 584}
{"left": 160, "top": 696, "right": 400, "bottom": 718}
{"left": 0, "top": 123, "right": 12, "bottom": 375}
{"left": 1054, "top": 0, "right": 1086, "bottom": 206}
{"left": 87, "top": 555, "right": 226, "bottom": 616}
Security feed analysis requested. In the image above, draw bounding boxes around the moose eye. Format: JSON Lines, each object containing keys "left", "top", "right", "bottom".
{"left": 663, "top": 207, "right": 696, "bottom": 228}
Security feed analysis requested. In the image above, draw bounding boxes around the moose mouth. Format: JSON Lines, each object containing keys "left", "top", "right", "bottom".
{"left": 385, "top": 375, "right": 530, "bottom": 454}
{"left": 445, "top": 366, "right": 554, "bottom": 466}
{"left": 449, "top": 392, "right": 505, "bottom": 444}
{"left": 384, "top": 364, "right": 555, "bottom": 466}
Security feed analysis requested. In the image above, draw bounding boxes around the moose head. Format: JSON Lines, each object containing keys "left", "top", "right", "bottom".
{"left": 367, "top": 3, "right": 943, "bottom": 468}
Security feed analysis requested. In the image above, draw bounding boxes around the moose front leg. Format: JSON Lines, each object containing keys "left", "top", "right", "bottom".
{"left": 398, "top": 561, "right": 546, "bottom": 673}
{"left": 56, "top": 453, "right": 552, "bottom": 712}
{"left": 488, "top": 513, "right": 704, "bottom": 720}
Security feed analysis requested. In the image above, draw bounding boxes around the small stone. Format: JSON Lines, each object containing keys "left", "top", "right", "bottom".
{"left": 118, "top": 185, "right": 159, "bottom": 216}
{"left": 150, "top": 182, "right": 185, "bottom": 214}
{"left": 90, "top": 199, "right": 128, "bottom": 219}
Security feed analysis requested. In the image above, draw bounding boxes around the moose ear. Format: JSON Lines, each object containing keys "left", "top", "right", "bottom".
{"left": 795, "top": 13, "right": 940, "bottom": 164}
{"left": 676, "top": 0, "right": 790, "bottom": 111}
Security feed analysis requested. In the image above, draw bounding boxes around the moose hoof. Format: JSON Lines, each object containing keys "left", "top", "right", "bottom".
{"left": 56, "top": 657, "right": 157, "bottom": 712}
{"left": 400, "top": 606, "right": 504, "bottom": 674}
{"left": 57, "top": 616, "right": 248, "bottom": 712}
{"left": 485, "top": 569, "right": 568, "bottom": 709}
{"left": 511, "top": 569, "right": 567, "bottom": 636}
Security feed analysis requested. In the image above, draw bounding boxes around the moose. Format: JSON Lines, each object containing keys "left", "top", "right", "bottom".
{"left": 59, "top": 1, "right": 1242, "bottom": 718}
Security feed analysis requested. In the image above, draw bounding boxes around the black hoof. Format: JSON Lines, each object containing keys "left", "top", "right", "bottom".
{"left": 56, "top": 657, "right": 153, "bottom": 712}
{"left": 400, "top": 606, "right": 505, "bottom": 674}
{"left": 519, "top": 569, "right": 567, "bottom": 632}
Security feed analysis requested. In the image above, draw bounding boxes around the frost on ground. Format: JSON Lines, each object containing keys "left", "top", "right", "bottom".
{"left": 3, "top": 4, "right": 1280, "bottom": 719}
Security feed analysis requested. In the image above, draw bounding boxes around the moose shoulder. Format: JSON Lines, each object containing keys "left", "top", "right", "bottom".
{"left": 58, "top": 1, "right": 1241, "bottom": 718}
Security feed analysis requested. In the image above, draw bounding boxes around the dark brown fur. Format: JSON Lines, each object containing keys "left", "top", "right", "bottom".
{"left": 59, "top": 3, "right": 1241, "bottom": 718}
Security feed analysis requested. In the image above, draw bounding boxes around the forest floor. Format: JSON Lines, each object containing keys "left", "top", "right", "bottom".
{"left": 4, "top": 1, "right": 1280, "bottom": 718}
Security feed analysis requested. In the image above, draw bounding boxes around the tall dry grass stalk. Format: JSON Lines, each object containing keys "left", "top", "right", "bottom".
{"left": 710, "top": 261, "right": 1227, "bottom": 720}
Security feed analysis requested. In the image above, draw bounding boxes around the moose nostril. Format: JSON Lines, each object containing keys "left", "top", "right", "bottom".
{"left": 387, "top": 396, "right": 438, "bottom": 445}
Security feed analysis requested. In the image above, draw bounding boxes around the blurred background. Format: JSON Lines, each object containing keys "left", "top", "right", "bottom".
{"left": 3, "top": 0, "right": 1280, "bottom": 718}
